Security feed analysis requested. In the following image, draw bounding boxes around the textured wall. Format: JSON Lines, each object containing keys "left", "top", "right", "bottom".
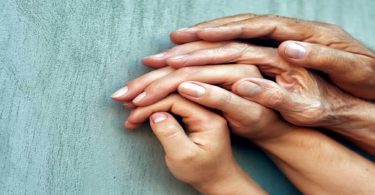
{"left": 1, "top": 0, "right": 374, "bottom": 194}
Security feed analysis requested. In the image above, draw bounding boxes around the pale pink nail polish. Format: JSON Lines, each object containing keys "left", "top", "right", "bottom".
{"left": 112, "top": 86, "right": 128, "bottom": 98}
{"left": 133, "top": 92, "right": 147, "bottom": 104}
{"left": 151, "top": 113, "right": 167, "bottom": 123}
{"left": 179, "top": 82, "right": 206, "bottom": 97}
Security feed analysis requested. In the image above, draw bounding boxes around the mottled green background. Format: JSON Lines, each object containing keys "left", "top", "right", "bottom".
{"left": 1, "top": 0, "right": 374, "bottom": 194}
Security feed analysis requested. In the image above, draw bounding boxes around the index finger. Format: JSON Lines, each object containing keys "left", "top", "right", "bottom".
{"left": 171, "top": 14, "right": 329, "bottom": 44}
{"left": 170, "top": 14, "right": 256, "bottom": 44}
{"left": 127, "top": 95, "right": 227, "bottom": 133}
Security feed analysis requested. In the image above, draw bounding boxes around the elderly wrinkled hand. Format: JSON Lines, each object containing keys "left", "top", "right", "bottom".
{"left": 166, "top": 13, "right": 375, "bottom": 100}
{"left": 143, "top": 24, "right": 375, "bottom": 154}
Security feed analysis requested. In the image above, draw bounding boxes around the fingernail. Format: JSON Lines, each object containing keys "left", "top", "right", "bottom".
{"left": 285, "top": 42, "right": 306, "bottom": 59}
{"left": 237, "top": 81, "right": 261, "bottom": 97}
{"left": 149, "top": 52, "right": 166, "bottom": 58}
{"left": 179, "top": 82, "right": 206, "bottom": 97}
{"left": 169, "top": 55, "right": 187, "bottom": 60}
{"left": 112, "top": 86, "right": 128, "bottom": 98}
{"left": 133, "top": 92, "right": 147, "bottom": 104}
{"left": 151, "top": 113, "right": 167, "bottom": 123}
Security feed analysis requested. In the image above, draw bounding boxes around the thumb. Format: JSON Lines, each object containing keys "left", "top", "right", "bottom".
{"left": 149, "top": 112, "right": 196, "bottom": 158}
{"left": 278, "top": 41, "right": 359, "bottom": 75}
{"left": 232, "top": 78, "right": 292, "bottom": 111}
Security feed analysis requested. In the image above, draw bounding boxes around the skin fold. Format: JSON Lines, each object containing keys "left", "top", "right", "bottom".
{"left": 111, "top": 13, "right": 375, "bottom": 194}
{"left": 141, "top": 41, "right": 375, "bottom": 155}
{"left": 112, "top": 64, "right": 375, "bottom": 194}
{"left": 125, "top": 94, "right": 375, "bottom": 195}
{"left": 168, "top": 13, "right": 375, "bottom": 100}
{"left": 134, "top": 95, "right": 267, "bottom": 195}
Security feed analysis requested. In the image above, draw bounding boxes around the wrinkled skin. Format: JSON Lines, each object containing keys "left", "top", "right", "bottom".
{"left": 142, "top": 41, "right": 360, "bottom": 128}
{"left": 141, "top": 40, "right": 375, "bottom": 154}
{"left": 166, "top": 13, "right": 375, "bottom": 100}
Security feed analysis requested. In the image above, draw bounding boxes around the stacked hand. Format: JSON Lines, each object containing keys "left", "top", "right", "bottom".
{"left": 112, "top": 14, "right": 375, "bottom": 194}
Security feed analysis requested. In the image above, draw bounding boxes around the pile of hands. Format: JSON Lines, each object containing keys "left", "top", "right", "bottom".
{"left": 112, "top": 14, "right": 375, "bottom": 195}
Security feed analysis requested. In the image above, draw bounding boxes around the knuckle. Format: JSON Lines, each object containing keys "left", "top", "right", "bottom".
{"left": 327, "top": 23, "right": 344, "bottom": 32}
{"left": 208, "top": 91, "right": 233, "bottom": 107}
{"left": 237, "top": 64, "right": 261, "bottom": 77}
{"left": 250, "top": 108, "right": 263, "bottom": 123}
{"left": 175, "top": 66, "right": 198, "bottom": 76}
{"left": 199, "top": 114, "right": 227, "bottom": 129}
{"left": 265, "top": 89, "right": 284, "bottom": 107}
{"left": 147, "top": 81, "right": 169, "bottom": 94}
{"left": 285, "top": 101, "right": 325, "bottom": 126}
{"left": 166, "top": 94, "right": 181, "bottom": 102}
{"left": 215, "top": 116, "right": 228, "bottom": 129}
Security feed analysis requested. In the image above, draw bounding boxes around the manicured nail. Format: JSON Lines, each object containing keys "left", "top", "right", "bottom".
{"left": 112, "top": 86, "right": 128, "bottom": 98}
{"left": 151, "top": 113, "right": 167, "bottom": 123}
{"left": 149, "top": 52, "right": 166, "bottom": 58}
{"left": 179, "top": 82, "right": 206, "bottom": 97}
{"left": 133, "top": 92, "right": 147, "bottom": 104}
{"left": 237, "top": 81, "right": 261, "bottom": 97}
{"left": 285, "top": 42, "right": 306, "bottom": 59}
{"left": 169, "top": 55, "right": 187, "bottom": 60}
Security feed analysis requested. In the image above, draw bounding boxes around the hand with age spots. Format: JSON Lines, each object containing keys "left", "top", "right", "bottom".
{"left": 167, "top": 13, "right": 375, "bottom": 100}
{"left": 111, "top": 13, "right": 375, "bottom": 194}
{"left": 142, "top": 40, "right": 375, "bottom": 155}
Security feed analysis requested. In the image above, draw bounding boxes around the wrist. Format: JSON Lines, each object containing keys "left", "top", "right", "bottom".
{"left": 193, "top": 163, "right": 267, "bottom": 195}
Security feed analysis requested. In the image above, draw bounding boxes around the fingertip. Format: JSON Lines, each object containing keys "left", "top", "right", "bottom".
{"left": 123, "top": 102, "right": 136, "bottom": 109}
{"left": 232, "top": 78, "right": 262, "bottom": 98}
{"left": 232, "top": 78, "right": 252, "bottom": 92}
{"left": 111, "top": 86, "right": 129, "bottom": 101}
{"left": 132, "top": 91, "right": 148, "bottom": 106}
{"left": 142, "top": 56, "right": 167, "bottom": 68}
{"left": 165, "top": 56, "right": 187, "bottom": 68}
{"left": 124, "top": 120, "right": 142, "bottom": 129}
{"left": 150, "top": 112, "right": 169, "bottom": 124}
{"left": 178, "top": 81, "right": 206, "bottom": 99}
{"left": 278, "top": 41, "right": 308, "bottom": 60}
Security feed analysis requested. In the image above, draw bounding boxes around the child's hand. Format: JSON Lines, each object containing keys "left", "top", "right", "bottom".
{"left": 126, "top": 95, "right": 267, "bottom": 195}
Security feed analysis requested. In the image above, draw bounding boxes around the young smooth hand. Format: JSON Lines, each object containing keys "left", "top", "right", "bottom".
{"left": 126, "top": 95, "right": 267, "bottom": 195}
{"left": 112, "top": 64, "right": 286, "bottom": 140}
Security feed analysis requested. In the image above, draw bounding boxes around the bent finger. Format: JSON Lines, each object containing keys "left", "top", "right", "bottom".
{"left": 127, "top": 95, "right": 225, "bottom": 133}
{"left": 149, "top": 112, "right": 196, "bottom": 157}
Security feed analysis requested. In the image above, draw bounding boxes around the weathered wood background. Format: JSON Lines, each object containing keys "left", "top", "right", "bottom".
{"left": 1, "top": 0, "right": 374, "bottom": 194}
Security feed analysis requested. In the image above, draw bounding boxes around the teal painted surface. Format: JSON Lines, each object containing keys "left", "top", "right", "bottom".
{"left": 1, "top": 0, "right": 374, "bottom": 194}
